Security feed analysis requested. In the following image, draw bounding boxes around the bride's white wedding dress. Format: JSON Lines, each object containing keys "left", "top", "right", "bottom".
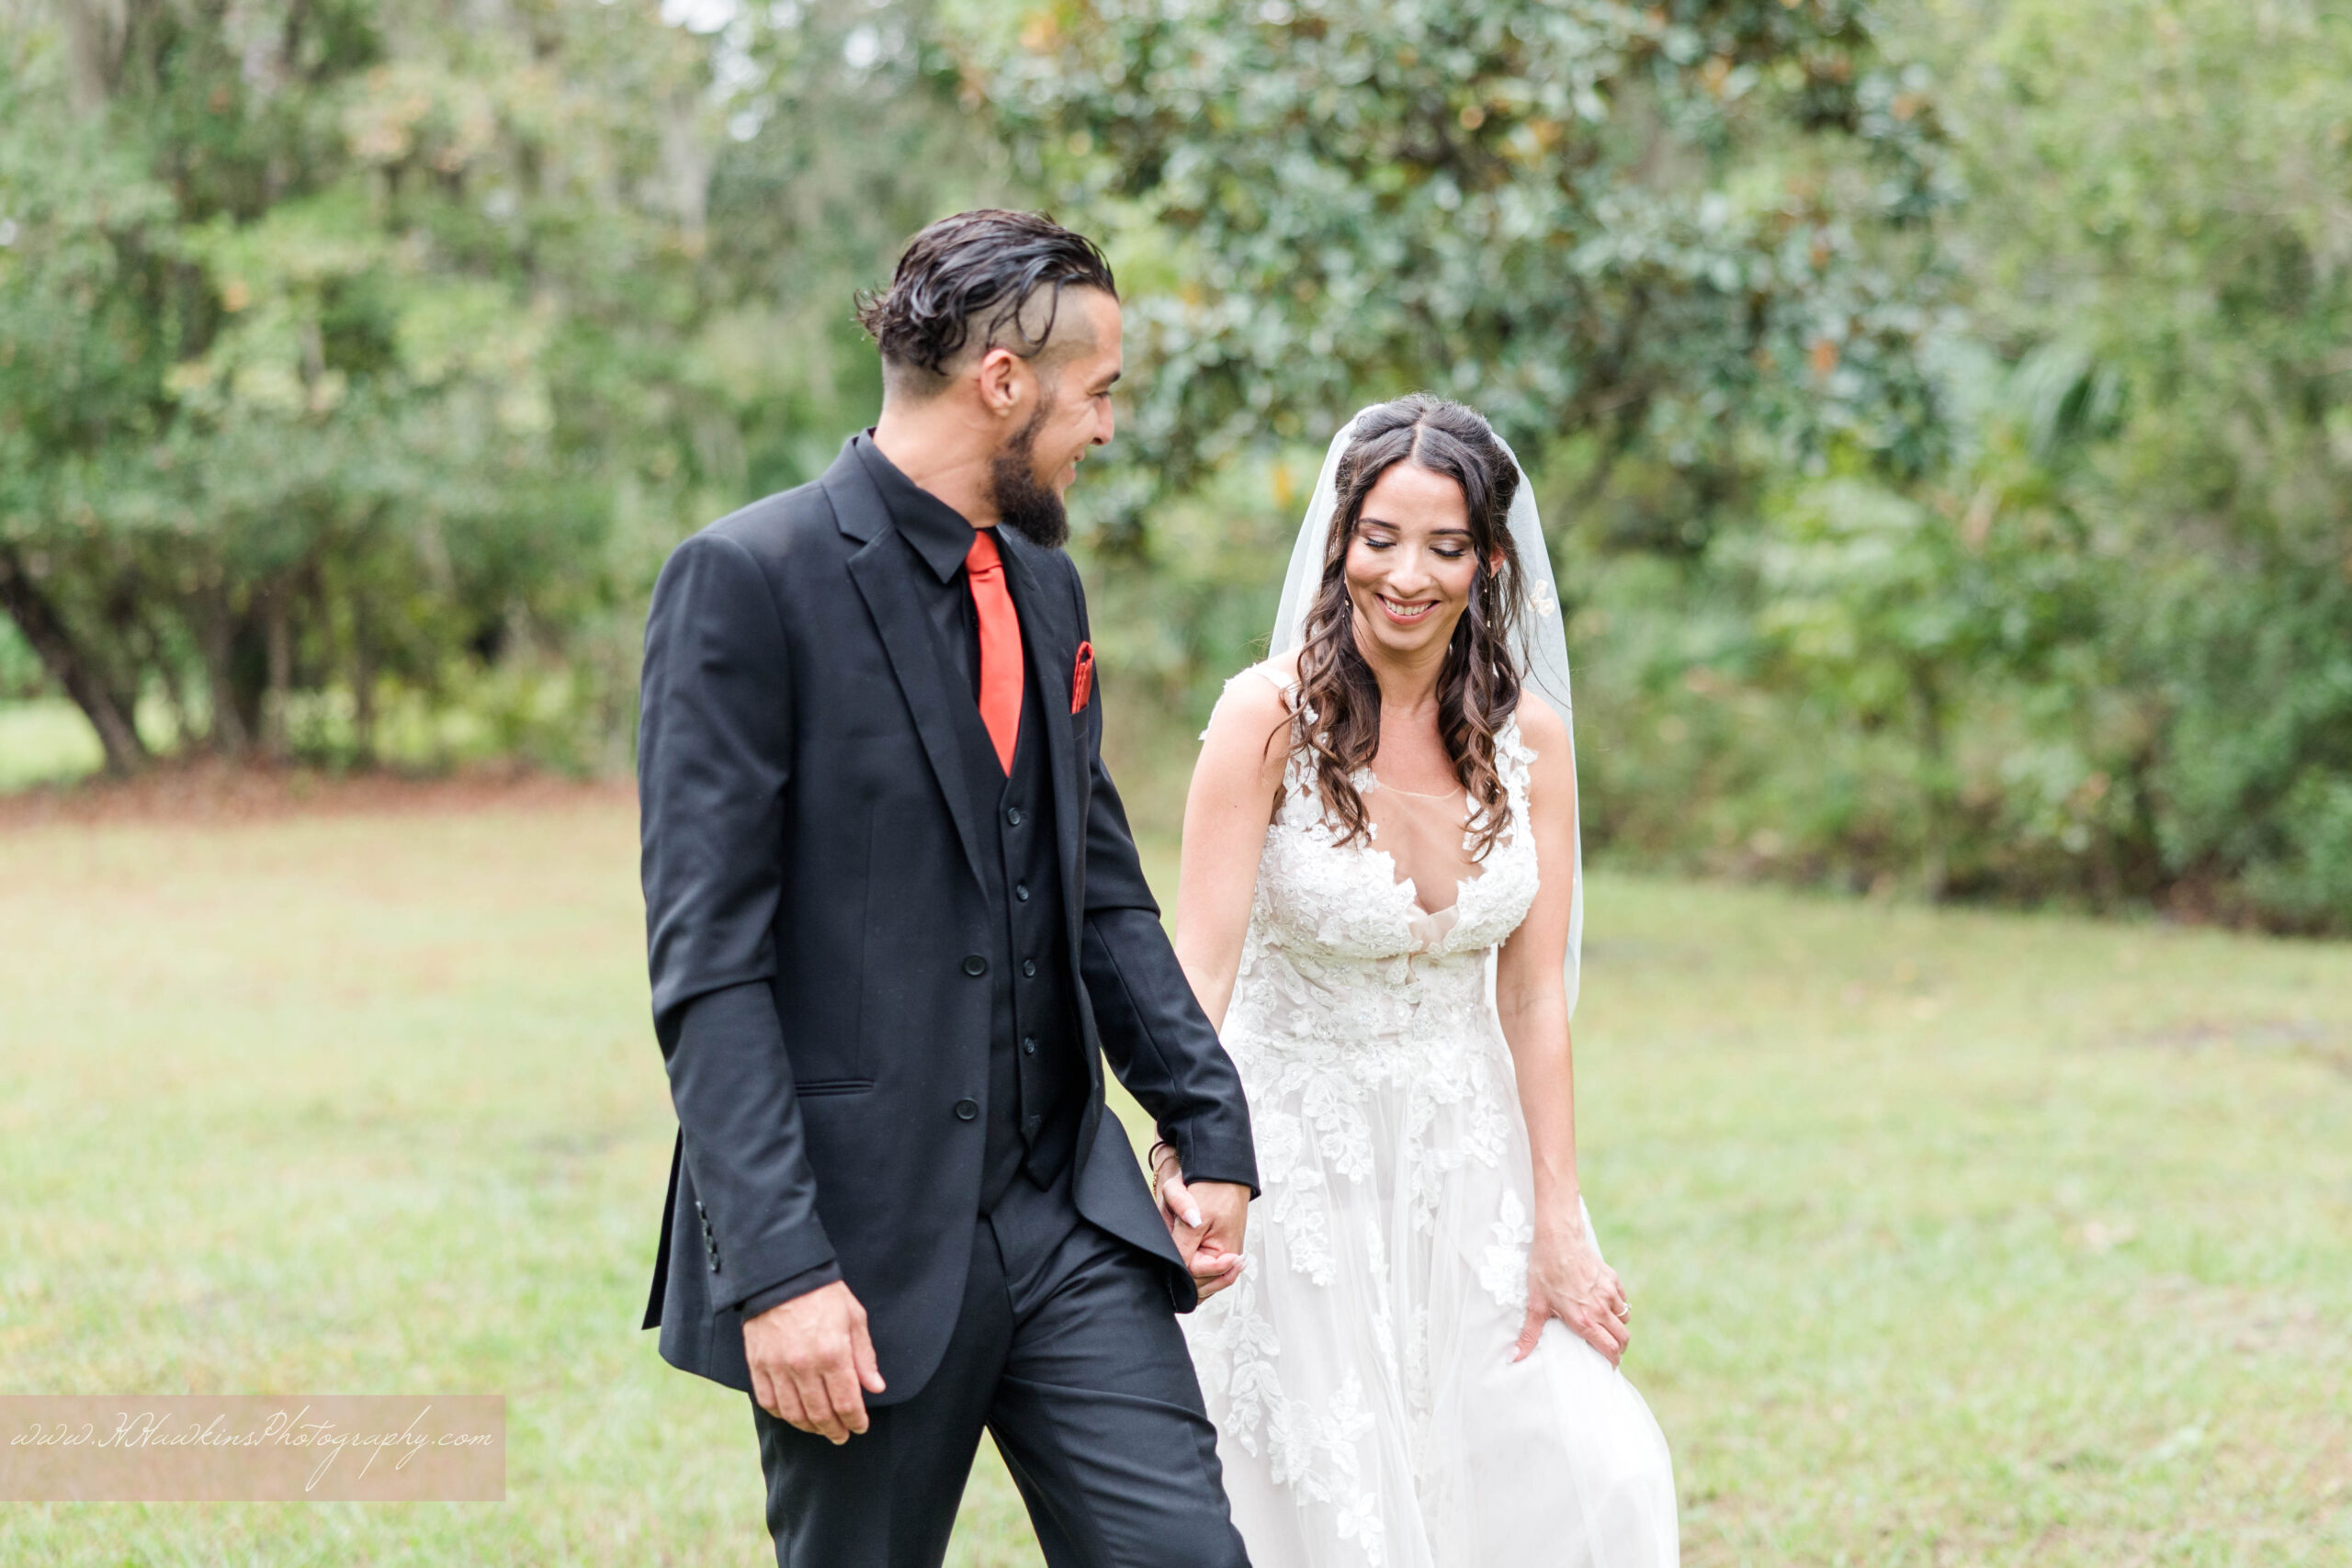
{"left": 1182, "top": 665, "right": 1679, "bottom": 1568}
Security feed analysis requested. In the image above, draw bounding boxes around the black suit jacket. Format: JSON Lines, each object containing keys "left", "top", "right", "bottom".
{"left": 636, "top": 440, "right": 1259, "bottom": 1400}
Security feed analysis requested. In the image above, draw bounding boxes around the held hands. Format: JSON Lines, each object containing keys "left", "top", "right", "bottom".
{"left": 1150, "top": 1142, "right": 1249, "bottom": 1301}
{"left": 743, "top": 1280, "right": 887, "bottom": 1444}
{"left": 1514, "top": 1216, "right": 1632, "bottom": 1368}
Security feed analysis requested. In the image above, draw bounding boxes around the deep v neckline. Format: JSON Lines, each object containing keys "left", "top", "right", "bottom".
{"left": 1366, "top": 841, "right": 1482, "bottom": 919}
{"left": 1358, "top": 770, "right": 1484, "bottom": 920}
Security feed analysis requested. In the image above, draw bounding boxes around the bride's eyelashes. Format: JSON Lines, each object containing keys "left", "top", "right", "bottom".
{"left": 1356, "top": 528, "right": 1470, "bottom": 561}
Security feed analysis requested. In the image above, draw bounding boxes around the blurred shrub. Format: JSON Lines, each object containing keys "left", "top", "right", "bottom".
{"left": 1548, "top": 0, "right": 2352, "bottom": 931}
{"left": 0, "top": 615, "right": 40, "bottom": 701}
{"left": 1069, "top": 450, "right": 1310, "bottom": 824}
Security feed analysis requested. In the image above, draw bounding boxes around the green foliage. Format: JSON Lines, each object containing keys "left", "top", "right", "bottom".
{"left": 696, "top": 3, "right": 1020, "bottom": 496}
{"left": 966, "top": 0, "right": 1953, "bottom": 499}
{"left": 0, "top": 615, "right": 39, "bottom": 700}
{"left": 1710, "top": 0, "right": 2352, "bottom": 928}
{"left": 1936, "top": 0, "right": 2352, "bottom": 930}
{"left": 993, "top": 0, "right": 2352, "bottom": 932}
{"left": 5, "top": 0, "right": 2347, "bottom": 931}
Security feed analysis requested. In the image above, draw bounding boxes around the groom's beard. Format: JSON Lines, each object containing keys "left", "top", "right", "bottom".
{"left": 989, "top": 403, "right": 1070, "bottom": 550}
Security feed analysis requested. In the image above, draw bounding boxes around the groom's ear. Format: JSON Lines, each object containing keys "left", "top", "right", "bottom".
{"left": 974, "top": 344, "right": 1031, "bottom": 419}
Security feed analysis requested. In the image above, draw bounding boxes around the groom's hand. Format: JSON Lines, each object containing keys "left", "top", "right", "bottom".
{"left": 743, "top": 1280, "right": 887, "bottom": 1444}
{"left": 1157, "top": 1169, "right": 1250, "bottom": 1303}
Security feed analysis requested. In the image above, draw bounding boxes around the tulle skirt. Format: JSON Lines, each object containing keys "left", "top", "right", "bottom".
{"left": 1182, "top": 996, "right": 1679, "bottom": 1568}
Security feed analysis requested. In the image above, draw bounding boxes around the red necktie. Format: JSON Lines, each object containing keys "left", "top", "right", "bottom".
{"left": 965, "top": 528, "right": 1023, "bottom": 774}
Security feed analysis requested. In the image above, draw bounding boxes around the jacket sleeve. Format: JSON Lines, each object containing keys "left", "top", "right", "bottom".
{"left": 639, "top": 529, "right": 838, "bottom": 1312}
{"left": 1065, "top": 559, "right": 1261, "bottom": 1194}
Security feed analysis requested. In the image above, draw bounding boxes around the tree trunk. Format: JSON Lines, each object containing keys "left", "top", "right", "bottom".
{"left": 1911, "top": 660, "right": 1951, "bottom": 900}
{"left": 351, "top": 588, "right": 376, "bottom": 764}
{"left": 198, "top": 579, "right": 250, "bottom": 756}
{"left": 61, "top": 0, "right": 132, "bottom": 116}
{"left": 262, "top": 581, "right": 291, "bottom": 764}
{"left": 0, "top": 544, "right": 148, "bottom": 775}
{"left": 140, "top": 602, "right": 193, "bottom": 752}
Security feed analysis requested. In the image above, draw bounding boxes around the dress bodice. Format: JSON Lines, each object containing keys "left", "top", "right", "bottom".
{"left": 1236, "top": 664, "right": 1542, "bottom": 1010}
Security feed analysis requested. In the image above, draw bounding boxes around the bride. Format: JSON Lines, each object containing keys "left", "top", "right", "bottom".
{"left": 1157, "top": 395, "right": 1679, "bottom": 1567}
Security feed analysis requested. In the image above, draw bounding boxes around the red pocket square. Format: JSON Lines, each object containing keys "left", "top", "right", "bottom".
{"left": 1070, "top": 642, "right": 1095, "bottom": 714}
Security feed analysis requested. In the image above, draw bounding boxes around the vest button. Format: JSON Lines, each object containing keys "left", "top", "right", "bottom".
{"left": 962, "top": 954, "right": 987, "bottom": 976}
{"left": 1022, "top": 959, "right": 1037, "bottom": 977}
{"left": 1005, "top": 807, "right": 1024, "bottom": 826}
{"left": 1014, "top": 883, "right": 1030, "bottom": 902}
{"left": 1021, "top": 1037, "right": 1037, "bottom": 1056}
{"left": 953, "top": 1099, "right": 979, "bottom": 1122}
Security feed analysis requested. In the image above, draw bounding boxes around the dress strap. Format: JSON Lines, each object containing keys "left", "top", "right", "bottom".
{"left": 1497, "top": 710, "right": 1532, "bottom": 773}
{"left": 1250, "top": 662, "right": 1302, "bottom": 705}
{"left": 1489, "top": 710, "right": 1538, "bottom": 829}
{"left": 1216, "top": 662, "right": 1323, "bottom": 807}
{"left": 1203, "top": 661, "right": 1308, "bottom": 742}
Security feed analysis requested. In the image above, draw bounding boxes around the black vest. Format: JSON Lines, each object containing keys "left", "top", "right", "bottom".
{"left": 946, "top": 638, "right": 1085, "bottom": 1212}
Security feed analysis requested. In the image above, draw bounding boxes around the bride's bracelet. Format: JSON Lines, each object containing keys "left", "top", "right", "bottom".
{"left": 1147, "top": 1138, "right": 1182, "bottom": 1184}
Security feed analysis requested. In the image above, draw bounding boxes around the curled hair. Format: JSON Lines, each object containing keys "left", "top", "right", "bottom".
{"left": 1294, "top": 394, "right": 1525, "bottom": 860}
{"left": 854, "top": 209, "right": 1116, "bottom": 391}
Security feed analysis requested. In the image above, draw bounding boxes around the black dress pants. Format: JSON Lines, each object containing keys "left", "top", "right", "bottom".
{"left": 752, "top": 1168, "right": 1251, "bottom": 1568}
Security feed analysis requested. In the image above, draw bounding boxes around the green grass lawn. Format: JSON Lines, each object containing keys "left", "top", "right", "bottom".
{"left": 0, "top": 790, "right": 2346, "bottom": 1564}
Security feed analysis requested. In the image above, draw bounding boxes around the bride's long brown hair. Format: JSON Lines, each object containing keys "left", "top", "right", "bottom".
{"left": 1293, "top": 394, "right": 1525, "bottom": 859}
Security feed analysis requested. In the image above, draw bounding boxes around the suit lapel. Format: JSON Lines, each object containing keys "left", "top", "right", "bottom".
{"left": 829, "top": 460, "right": 990, "bottom": 895}
{"left": 999, "top": 531, "right": 1086, "bottom": 934}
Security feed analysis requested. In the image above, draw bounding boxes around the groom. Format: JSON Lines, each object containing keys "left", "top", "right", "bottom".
{"left": 636, "top": 209, "right": 1257, "bottom": 1567}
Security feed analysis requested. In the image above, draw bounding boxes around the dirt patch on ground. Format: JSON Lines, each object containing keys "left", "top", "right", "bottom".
{"left": 0, "top": 760, "right": 634, "bottom": 831}
{"left": 2125, "top": 1018, "right": 2352, "bottom": 1077}
{"left": 2132, "top": 1274, "right": 2348, "bottom": 1362}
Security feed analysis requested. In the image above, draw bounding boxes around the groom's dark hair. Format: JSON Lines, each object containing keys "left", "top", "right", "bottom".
{"left": 856, "top": 209, "right": 1117, "bottom": 400}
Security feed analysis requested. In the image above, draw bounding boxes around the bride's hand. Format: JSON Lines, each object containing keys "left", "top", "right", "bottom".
{"left": 1514, "top": 1225, "right": 1630, "bottom": 1367}
{"left": 1151, "top": 1142, "right": 1247, "bottom": 1300}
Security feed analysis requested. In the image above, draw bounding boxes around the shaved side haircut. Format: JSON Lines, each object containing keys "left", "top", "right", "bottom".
{"left": 855, "top": 209, "right": 1118, "bottom": 401}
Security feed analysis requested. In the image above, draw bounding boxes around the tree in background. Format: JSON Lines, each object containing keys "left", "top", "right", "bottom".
{"left": 966, "top": 0, "right": 1951, "bottom": 505}
{"left": 0, "top": 0, "right": 999, "bottom": 774}
{"left": 1, "top": 0, "right": 692, "bottom": 769}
